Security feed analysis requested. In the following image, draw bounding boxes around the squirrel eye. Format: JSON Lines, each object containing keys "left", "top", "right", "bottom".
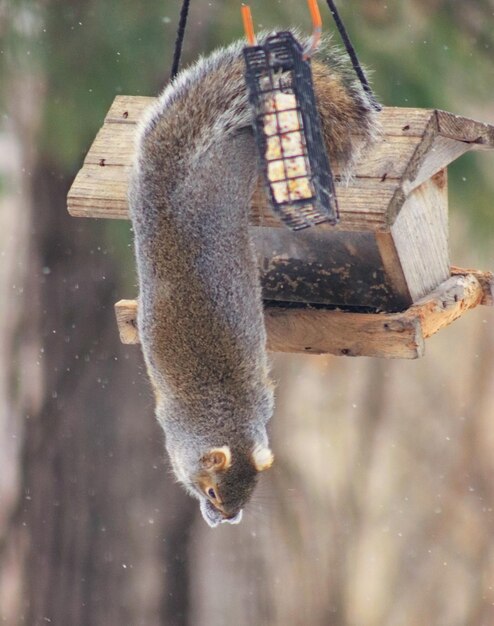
{"left": 207, "top": 488, "right": 217, "bottom": 499}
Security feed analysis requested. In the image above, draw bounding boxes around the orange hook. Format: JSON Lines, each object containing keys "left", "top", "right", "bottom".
{"left": 241, "top": 4, "right": 256, "bottom": 46}
{"left": 305, "top": 0, "right": 322, "bottom": 56}
{"left": 241, "top": 0, "right": 322, "bottom": 56}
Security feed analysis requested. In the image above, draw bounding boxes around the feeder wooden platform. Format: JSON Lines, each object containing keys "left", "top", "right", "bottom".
{"left": 67, "top": 95, "right": 494, "bottom": 358}
{"left": 114, "top": 269, "right": 493, "bottom": 359}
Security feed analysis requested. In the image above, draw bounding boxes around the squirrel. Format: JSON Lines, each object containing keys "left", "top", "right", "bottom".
{"left": 128, "top": 33, "right": 378, "bottom": 527}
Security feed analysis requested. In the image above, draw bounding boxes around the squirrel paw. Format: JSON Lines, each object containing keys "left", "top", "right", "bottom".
{"left": 200, "top": 498, "right": 243, "bottom": 528}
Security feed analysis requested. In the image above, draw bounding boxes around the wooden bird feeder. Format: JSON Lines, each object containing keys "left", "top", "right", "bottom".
{"left": 67, "top": 95, "right": 494, "bottom": 358}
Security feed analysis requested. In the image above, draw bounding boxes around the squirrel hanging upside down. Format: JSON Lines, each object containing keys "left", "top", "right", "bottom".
{"left": 128, "top": 34, "right": 378, "bottom": 527}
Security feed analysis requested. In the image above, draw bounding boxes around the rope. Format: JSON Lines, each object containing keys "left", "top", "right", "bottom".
{"left": 170, "top": 0, "right": 191, "bottom": 79}
{"left": 325, "top": 0, "right": 381, "bottom": 111}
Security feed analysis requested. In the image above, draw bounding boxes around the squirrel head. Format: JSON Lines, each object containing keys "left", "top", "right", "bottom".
{"left": 169, "top": 441, "right": 274, "bottom": 528}
{"left": 196, "top": 444, "right": 274, "bottom": 527}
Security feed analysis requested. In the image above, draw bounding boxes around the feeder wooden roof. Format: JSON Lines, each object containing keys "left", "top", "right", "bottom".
{"left": 68, "top": 95, "right": 494, "bottom": 230}
{"left": 67, "top": 96, "right": 494, "bottom": 359}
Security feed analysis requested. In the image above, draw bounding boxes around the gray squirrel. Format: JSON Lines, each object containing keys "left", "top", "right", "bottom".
{"left": 128, "top": 34, "right": 378, "bottom": 527}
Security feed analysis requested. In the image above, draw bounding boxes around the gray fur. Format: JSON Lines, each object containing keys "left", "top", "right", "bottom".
{"left": 129, "top": 34, "right": 378, "bottom": 527}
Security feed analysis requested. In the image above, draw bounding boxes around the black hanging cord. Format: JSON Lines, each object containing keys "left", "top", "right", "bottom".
{"left": 169, "top": 0, "right": 380, "bottom": 111}
{"left": 325, "top": 0, "right": 381, "bottom": 111}
{"left": 170, "top": 0, "right": 191, "bottom": 79}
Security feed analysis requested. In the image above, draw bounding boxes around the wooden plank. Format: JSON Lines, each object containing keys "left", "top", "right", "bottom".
{"left": 436, "top": 110, "right": 494, "bottom": 149}
{"left": 105, "top": 95, "right": 154, "bottom": 124}
{"left": 85, "top": 123, "right": 137, "bottom": 166}
{"left": 402, "top": 135, "right": 472, "bottom": 195}
{"left": 68, "top": 166, "right": 130, "bottom": 220}
{"left": 113, "top": 298, "right": 424, "bottom": 358}
{"left": 387, "top": 112, "right": 494, "bottom": 223}
{"left": 391, "top": 170, "right": 450, "bottom": 302}
{"left": 387, "top": 114, "right": 439, "bottom": 217}
{"left": 68, "top": 163, "right": 394, "bottom": 230}
{"left": 72, "top": 98, "right": 494, "bottom": 226}
{"left": 84, "top": 118, "right": 422, "bottom": 179}
{"left": 356, "top": 135, "right": 421, "bottom": 180}
{"left": 264, "top": 307, "right": 424, "bottom": 358}
{"left": 113, "top": 272, "right": 489, "bottom": 359}
{"left": 377, "top": 107, "right": 434, "bottom": 137}
{"left": 105, "top": 96, "right": 434, "bottom": 137}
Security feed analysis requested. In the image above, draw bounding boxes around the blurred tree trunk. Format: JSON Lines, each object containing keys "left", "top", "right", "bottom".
{"left": 0, "top": 51, "right": 197, "bottom": 626}
{"left": 0, "top": 63, "right": 45, "bottom": 624}
{"left": 2, "top": 130, "right": 199, "bottom": 626}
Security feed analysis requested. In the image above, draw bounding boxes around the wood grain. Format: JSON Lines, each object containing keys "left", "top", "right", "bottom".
{"left": 451, "top": 266, "right": 494, "bottom": 306}
{"left": 113, "top": 298, "right": 424, "bottom": 358}
{"left": 68, "top": 163, "right": 394, "bottom": 230}
{"left": 68, "top": 97, "right": 406, "bottom": 230}
{"left": 67, "top": 96, "right": 494, "bottom": 234}
{"left": 436, "top": 110, "right": 494, "bottom": 148}
{"left": 105, "top": 95, "right": 154, "bottom": 124}
{"left": 405, "top": 274, "right": 483, "bottom": 339}
{"left": 84, "top": 118, "right": 423, "bottom": 178}
{"left": 264, "top": 307, "right": 424, "bottom": 358}
{"left": 391, "top": 170, "right": 450, "bottom": 301}
{"left": 105, "top": 96, "right": 435, "bottom": 135}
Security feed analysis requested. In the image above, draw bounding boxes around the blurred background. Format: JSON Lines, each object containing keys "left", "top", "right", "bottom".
{"left": 1, "top": 1, "right": 494, "bottom": 624}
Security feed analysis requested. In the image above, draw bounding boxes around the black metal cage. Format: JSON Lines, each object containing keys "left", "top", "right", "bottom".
{"left": 243, "top": 31, "right": 338, "bottom": 230}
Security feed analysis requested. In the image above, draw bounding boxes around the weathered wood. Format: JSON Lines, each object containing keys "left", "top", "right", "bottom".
{"left": 264, "top": 307, "right": 424, "bottom": 358}
{"left": 67, "top": 163, "right": 394, "bottom": 230}
{"left": 391, "top": 114, "right": 439, "bottom": 204}
{"left": 376, "top": 107, "right": 434, "bottom": 137}
{"left": 387, "top": 111, "right": 494, "bottom": 221}
{"left": 106, "top": 95, "right": 154, "bottom": 124}
{"left": 84, "top": 118, "right": 423, "bottom": 179}
{"left": 113, "top": 298, "right": 424, "bottom": 358}
{"left": 67, "top": 98, "right": 494, "bottom": 230}
{"left": 436, "top": 110, "right": 494, "bottom": 149}
{"left": 405, "top": 274, "right": 483, "bottom": 339}
{"left": 374, "top": 231, "right": 412, "bottom": 306}
{"left": 69, "top": 102, "right": 428, "bottom": 227}
{"left": 105, "top": 95, "right": 435, "bottom": 136}
{"left": 403, "top": 135, "right": 472, "bottom": 195}
{"left": 451, "top": 266, "right": 494, "bottom": 306}
{"left": 85, "top": 124, "right": 138, "bottom": 166}
{"left": 113, "top": 271, "right": 490, "bottom": 359}
{"left": 391, "top": 170, "right": 450, "bottom": 301}
{"left": 114, "top": 298, "right": 139, "bottom": 344}
{"left": 68, "top": 165, "right": 131, "bottom": 220}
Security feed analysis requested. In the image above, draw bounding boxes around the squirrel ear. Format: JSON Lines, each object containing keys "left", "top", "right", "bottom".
{"left": 252, "top": 445, "right": 274, "bottom": 472}
{"left": 202, "top": 446, "right": 232, "bottom": 471}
